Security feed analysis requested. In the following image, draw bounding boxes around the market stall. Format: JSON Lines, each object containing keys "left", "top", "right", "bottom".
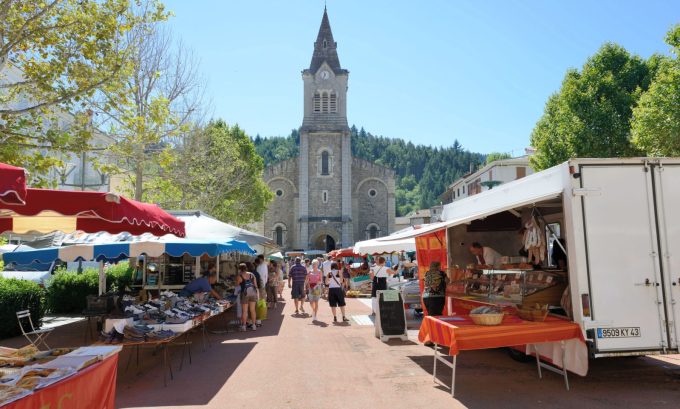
{"left": 0, "top": 345, "right": 121, "bottom": 407}
{"left": 0, "top": 188, "right": 185, "bottom": 237}
{"left": 1, "top": 237, "right": 255, "bottom": 295}
{"left": 419, "top": 315, "right": 586, "bottom": 396}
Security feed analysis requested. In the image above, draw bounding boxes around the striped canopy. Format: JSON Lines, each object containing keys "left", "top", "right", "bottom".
{"left": 1, "top": 237, "right": 254, "bottom": 265}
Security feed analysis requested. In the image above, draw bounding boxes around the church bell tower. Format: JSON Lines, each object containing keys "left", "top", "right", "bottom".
{"left": 297, "top": 7, "right": 353, "bottom": 251}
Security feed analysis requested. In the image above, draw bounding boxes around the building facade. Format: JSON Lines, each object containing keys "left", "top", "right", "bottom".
{"left": 262, "top": 8, "right": 395, "bottom": 252}
{"left": 441, "top": 155, "right": 534, "bottom": 204}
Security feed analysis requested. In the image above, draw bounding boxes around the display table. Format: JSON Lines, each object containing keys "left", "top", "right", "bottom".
{"left": 418, "top": 315, "right": 586, "bottom": 396}
{"left": 3, "top": 353, "right": 119, "bottom": 409}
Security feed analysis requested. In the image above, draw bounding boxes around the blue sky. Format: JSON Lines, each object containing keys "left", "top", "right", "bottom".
{"left": 163, "top": 0, "right": 678, "bottom": 155}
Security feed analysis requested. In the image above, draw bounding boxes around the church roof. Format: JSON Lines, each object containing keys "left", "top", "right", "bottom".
{"left": 308, "top": 7, "right": 347, "bottom": 75}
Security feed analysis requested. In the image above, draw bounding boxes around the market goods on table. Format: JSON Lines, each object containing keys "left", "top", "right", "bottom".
{"left": 0, "top": 345, "right": 120, "bottom": 406}
{"left": 469, "top": 305, "right": 504, "bottom": 326}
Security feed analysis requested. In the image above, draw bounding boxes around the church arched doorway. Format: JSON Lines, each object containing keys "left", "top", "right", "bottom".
{"left": 312, "top": 234, "right": 336, "bottom": 253}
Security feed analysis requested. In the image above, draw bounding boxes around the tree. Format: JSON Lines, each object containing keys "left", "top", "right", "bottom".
{"left": 91, "top": 12, "right": 203, "bottom": 200}
{"left": 631, "top": 24, "right": 680, "bottom": 157}
{"left": 485, "top": 152, "right": 511, "bottom": 164}
{"left": 150, "top": 120, "right": 273, "bottom": 225}
{"left": 530, "top": 43, "right": 654, "bottom": 170}
{"left": 0, "top": 0, "right": 167, "bottom": 185}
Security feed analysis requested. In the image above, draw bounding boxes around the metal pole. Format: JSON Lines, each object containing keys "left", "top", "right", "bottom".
{"left": 98, "top": 260, "right": 105, "bottom": 295}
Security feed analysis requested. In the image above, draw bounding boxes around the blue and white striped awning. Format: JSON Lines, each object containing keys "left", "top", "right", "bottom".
{"left": 1, "top": 237, "right": 254, "bottom": 265}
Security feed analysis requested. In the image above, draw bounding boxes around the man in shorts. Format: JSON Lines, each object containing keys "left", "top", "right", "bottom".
{"left": 288, "top": 258, "right": 308, "bottom": 315}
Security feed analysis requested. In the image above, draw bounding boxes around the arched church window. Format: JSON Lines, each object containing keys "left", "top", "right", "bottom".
{"left": 321, "top": 91, "right": 329, "bottom": 113}
{"left": 321, "top": 151, "right": 330, "bottom": 175}
{"left": 273, "top": 224, "right": 286, "bottom": 247}
{"left": 330, "top": 92, "right": 337, "bottom": 113}
{"left": 313, "top": 92, "right": 321, "bottom": 112}
{"left": 323, "top": 39, "right": 328, "bottom": 49}
{"left": 366, "top": 224, "right": 380, "bottom": 240}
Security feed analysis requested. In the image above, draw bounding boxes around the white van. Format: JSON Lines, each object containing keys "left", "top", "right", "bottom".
{"left": 382, "top": 158, "right": 680, "bottom": 358}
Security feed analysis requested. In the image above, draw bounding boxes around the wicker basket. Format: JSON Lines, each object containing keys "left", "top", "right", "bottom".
{"left": 516, "top": 306, "right": 549, "bottom": 322}
{"left": 470, "top": 313, "right": 504, "bottom": 326}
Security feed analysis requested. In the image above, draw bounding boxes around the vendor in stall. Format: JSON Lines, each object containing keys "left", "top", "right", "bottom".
{"left": 179, "top": 265, "right": 222, "bottom": 299}
{"left": 468, "top": 242, "right": 502, "bottom": 268}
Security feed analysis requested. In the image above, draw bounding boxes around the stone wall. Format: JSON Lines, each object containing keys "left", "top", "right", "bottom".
{"left": 263, "top": 157, "right": 299, "bottom": 249}
{"left": 351, "top": 158, "right": 396, "bottom": 242}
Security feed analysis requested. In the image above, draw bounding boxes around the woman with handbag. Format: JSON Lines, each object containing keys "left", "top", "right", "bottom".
{"left": 370, "top": 256, "right": 394, "bottom": 315}
{"left": 327, "top": 262, "right": 349, "bottom": 323}
{"left": 235, "top": 263, "right": 259, "bottom": 331}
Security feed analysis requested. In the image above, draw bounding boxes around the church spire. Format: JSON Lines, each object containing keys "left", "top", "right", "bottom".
{"left": 309, "top": 7, "right": 345, "bottom": 74}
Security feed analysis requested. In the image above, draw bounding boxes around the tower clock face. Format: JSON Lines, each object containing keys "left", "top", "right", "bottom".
{"left": 320, "top": 70, "right": 330, "bottom": 80}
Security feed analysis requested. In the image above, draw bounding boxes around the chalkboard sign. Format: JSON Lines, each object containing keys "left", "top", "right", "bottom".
{"left": 375, "top": 290, "right": 408, "bottom": 341}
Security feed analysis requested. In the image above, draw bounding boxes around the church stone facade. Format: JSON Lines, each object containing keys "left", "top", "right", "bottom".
{"left": 262, "top": 8, "right": 395, "bottom": 252}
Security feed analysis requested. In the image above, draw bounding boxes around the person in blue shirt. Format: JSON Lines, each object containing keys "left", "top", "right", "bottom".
{"left": 179, "top": 265, "right": 222, "bottom": 299}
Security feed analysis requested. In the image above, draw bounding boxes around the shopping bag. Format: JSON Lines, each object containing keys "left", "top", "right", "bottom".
{"left": 256, "top": 298, "right": 267, "bottom": 320}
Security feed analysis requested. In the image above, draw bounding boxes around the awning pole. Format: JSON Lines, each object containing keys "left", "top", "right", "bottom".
{"left": 98, "top": 260, "right": 105, "bottom": 296}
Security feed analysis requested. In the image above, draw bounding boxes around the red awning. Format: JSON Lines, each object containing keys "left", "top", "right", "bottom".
{"left": 329, "top": 247, "right": 360, "bottom": 258}
{"left": 0, "top": 163, "right": 27, "bottom": 205}
{"left": 0, "top": 188, "right": 185, "bottom": 237}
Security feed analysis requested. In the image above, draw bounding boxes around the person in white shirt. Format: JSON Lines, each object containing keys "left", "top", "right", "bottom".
{"left": 321, "top": 255, "right": 333, "bottom": 298}
{"left": 326, "top": 262, "right": 349, "bottom": 323}
{"left": 468, "top": 242, "right": 502, "bottom": 268}
{"left": 370, "top": 256, "right": 394, "bottom": 315}
{"left": 255, "top": 255, "right": 269, "bottom": 325}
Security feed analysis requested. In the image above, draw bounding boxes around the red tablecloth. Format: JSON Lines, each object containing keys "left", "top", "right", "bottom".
{"left": 3, "top": 353, "right": 119, "bottom": 409}
{"left": 419, "top": 315, "right": 583, "bottom": 356}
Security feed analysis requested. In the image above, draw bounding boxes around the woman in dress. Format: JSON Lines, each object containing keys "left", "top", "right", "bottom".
{"left": 306, "top": 259, "right": 323, "bottom": 320}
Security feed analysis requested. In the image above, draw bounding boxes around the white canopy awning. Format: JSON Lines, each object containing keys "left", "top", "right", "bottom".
{"left": 377, "top": 163, "right": 567, "bottom": 241}
{"left": 171, "top": 211, "right": 277, "bottom": 250}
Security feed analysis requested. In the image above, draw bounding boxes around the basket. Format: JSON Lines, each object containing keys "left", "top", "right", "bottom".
{"left": 516, "top": 306, "right": 549, "bottom": 322}
{"left": 531, "top": 308, "right": 549, "bottom": 322}
{"left": 470, "top": 313, "right": 504, "bottom": 326}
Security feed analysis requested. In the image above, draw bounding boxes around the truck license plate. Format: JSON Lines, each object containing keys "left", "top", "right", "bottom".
{"left": 597, "top": 327, "right": 641, "bottom": 338}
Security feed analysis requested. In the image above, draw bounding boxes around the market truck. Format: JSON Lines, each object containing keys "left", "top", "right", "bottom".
{"left": 382, "top": 158, "right": 680, "bottom": 358}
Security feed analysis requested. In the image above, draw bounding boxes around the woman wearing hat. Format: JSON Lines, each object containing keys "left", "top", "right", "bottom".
{"left": 423, "top": 261, "right": 448, "bottom": 316}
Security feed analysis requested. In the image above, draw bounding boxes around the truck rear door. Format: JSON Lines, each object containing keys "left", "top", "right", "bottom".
{"left": 653, "top": 164, "right": 680, "bottom": 350}
{"left": 580, "top": 164, "right": 667, "bottom": 352}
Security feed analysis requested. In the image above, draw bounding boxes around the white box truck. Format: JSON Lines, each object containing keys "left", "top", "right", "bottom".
{"left": 381, "top": 158, "right": 680, "bottom": 358}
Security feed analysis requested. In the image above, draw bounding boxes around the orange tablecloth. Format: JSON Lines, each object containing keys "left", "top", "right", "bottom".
{"left": 4, "top": 353, "right": 119, "bottom": 409}
{"left": 419, "top": 315, "right": 584, "bottom": 356}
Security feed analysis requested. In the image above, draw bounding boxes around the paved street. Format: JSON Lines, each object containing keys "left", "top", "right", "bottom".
{"left": 3, "top": 294, "right": 679, "bottom": 408}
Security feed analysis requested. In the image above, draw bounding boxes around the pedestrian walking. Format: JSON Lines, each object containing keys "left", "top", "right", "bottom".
{"left": 254, "top": 255, "right": 268, "bottom": 326}
{"left": 277, "top": 260, "right": 286, "bottom": 300}
{"left": 370, "top": 256, "right": 394, "bottom": 315}
{"left": 306, "top": 260, "right": 322, "bottom": 320}
{"left": 327, "top": 262, "right": 349, "bottom": 323}
{"left": 321, "top": 255, "right": 333, "bottom": 298}
{"left": 235, "top": 263, "right": 258, "bottom": 331}
{"left": 267, "top": 261, "right": 280, "bottom": 309}
{"left": 288, "top": 257, "right": 308, "bottom": 315}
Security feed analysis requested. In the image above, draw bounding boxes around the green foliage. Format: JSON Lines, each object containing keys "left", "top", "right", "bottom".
{"left": 485, "top": 152, "right": 511, "bottom": 165}
{"left": 0, "top": 277, "right": 46, "bottom": 338}
{"left": 46, "top": 270, "right": 100, "bottom": 314}
{"left": 530, "top": 43, "right": 655, "bottom": 170}
{"left": 632, "top": 24, "right": 680, "bottom": 157}
{"left": 0, "top": 0, "right": 168, "bottom": 187}
{"left": 253, "top": 126, "right": 483, "bottom": 215}
{"left": 150, "top": 120, "right": 273, "bottom": 225}
{"left": 45, "top": 264, "right": 132, "bottom": 314}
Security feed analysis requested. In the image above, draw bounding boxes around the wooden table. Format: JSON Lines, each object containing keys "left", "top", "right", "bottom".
{"left": 418, "top": 315, "right": 584, "bottom": 396}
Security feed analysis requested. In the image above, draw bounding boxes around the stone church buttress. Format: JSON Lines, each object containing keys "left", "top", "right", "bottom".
{"left": 262, "top": 7, "right": 395, "bottom": 252}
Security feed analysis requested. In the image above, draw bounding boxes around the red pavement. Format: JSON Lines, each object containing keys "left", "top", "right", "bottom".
{"left": 2, "top": 294, "right": 680, "bottom": 408}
